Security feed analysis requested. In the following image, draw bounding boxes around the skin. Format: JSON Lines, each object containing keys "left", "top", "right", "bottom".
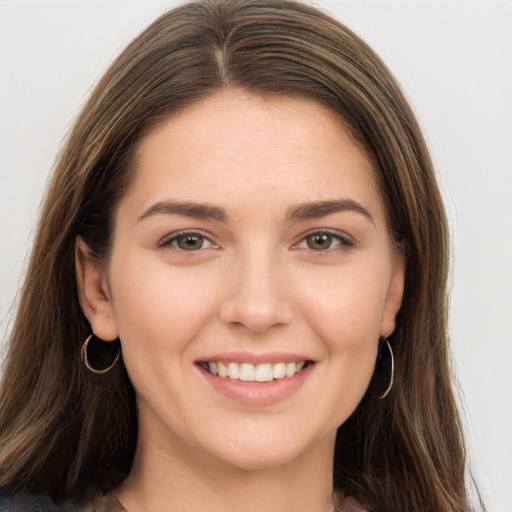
{"left": 77, "top": 90, "right": 404, "bottom": 512}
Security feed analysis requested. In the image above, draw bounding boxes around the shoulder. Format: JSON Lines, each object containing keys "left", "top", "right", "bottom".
{"left": 0, "top": 493, "right": 69, "bottom": 512}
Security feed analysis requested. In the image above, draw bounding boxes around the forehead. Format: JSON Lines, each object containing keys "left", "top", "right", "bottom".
{"left": 121, "top": 90, "right": 385, "bottom": 226}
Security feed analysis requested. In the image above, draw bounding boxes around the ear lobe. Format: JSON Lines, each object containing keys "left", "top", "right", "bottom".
{"left": 380, "top": 251, "right": 405, "bottom": 339}
{"left": 75, "top": 237, "right": 119, "bottom": 342}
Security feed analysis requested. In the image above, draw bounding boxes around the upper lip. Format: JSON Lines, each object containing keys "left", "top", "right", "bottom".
{"left": 195, "top": 351, "right": 315, "bottom": 365}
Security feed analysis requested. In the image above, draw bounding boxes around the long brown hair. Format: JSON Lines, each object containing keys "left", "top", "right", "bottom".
{"left": 0, "top": 1, "right": 477, "bottom": 510}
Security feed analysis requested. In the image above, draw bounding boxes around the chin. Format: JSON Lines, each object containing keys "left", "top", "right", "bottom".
{"left": 200, "top": 426, "right": 334, "bottom": 473}
{"left": 217, "top": 447, "right": 304, "bottom": 472}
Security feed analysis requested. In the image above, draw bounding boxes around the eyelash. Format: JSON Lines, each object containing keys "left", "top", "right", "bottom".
{"left": 158, "top": 230, "right": 220, "bottom": 252}
{"left": 292, "top": 230, "right": 355, "bottom": 254}
{"left": 158, "top": 229, "right": 354, "bottom": 254}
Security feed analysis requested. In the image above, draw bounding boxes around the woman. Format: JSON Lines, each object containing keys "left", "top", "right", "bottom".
{"left": 0, "top": 0, "right": 482, "bottom": 511}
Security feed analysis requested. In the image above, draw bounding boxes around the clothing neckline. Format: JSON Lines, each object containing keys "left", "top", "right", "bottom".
{"left": 95, "top": 493, "right": 367, "bottom": 511}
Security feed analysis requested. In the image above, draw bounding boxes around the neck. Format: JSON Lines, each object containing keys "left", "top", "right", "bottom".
{"left": 117, "top": 423, "right": 337, "bottom": 512}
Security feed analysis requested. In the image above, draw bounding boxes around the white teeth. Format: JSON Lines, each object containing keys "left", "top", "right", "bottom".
{"left": 205, "top": 360, "right": 308, "bottom": 382}
{"left": 239, "top": 363, "right": 256, "bottom": 382}
{"left": 285, "top": 362, "right": 296, "bottom": 378}
{"left": 273, "top": 362, "right": 286, "bottom": 379}
{"left": 228, "top": 362, "right": 239, "bottom": 380}
{"left": 255, "top": 363, "right": 274, "bottom": 382}
{"left": 218, "top": 361, "right": 228, "bottom": 378}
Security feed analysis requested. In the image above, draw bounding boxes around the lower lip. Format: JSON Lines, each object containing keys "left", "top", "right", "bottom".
{"left": 198, "top": 364, "right": 314, "bottom": 407}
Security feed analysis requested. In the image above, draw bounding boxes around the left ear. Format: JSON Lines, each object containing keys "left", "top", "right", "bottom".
{"left": 380, "top": 251, "right": 405, "bottom": 338}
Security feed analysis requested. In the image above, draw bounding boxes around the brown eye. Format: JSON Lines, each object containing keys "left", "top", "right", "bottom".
{"left": 176, "top": 234, "right": 206, "bottom": 250}
{"left": 306, "top": 233, "right": 333, "bottom": 250}
{"left": 159, "top": 231, "right": 218, "bottom": 252}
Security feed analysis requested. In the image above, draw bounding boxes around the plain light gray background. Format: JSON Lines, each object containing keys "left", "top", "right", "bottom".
{"left": 1, "top": 1, "right": 511, "bottom": 510}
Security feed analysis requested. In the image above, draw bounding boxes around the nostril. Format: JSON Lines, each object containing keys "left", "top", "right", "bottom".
{"left": 219, "top": 299, "right": 292, "bottom": 333}
{"left": 218, "top": 259, "right": 293, "bottom": 331}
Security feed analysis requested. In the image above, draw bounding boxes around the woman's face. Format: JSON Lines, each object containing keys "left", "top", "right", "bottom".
{"left": 79, "top": 90, "right": 404, "bottom": 471}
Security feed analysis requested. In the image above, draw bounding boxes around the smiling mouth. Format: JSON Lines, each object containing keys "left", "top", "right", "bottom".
{"left": 196, "top": 361, "right": 313, "bottom": 383}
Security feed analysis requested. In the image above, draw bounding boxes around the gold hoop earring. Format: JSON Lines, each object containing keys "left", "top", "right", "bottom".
{"left": 374, "top": 338, "right": 394, "bottom": 400}
{"left": 81, "top": 334, "right": 120, "bottom": 375}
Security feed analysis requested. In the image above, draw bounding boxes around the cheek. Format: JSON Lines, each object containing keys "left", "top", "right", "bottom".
{"left": 295, "top": 261, "right": 391, "bottom": 350}
{"left": 107, "top": 257, "right": 223, "bottom": 363}
{"left": 295, "top": 260, "right": 390, "bottom": 412}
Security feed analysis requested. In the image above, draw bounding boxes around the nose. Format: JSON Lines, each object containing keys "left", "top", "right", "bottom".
{"left": 219, "top": 249, "right": 293, "bottom": 333}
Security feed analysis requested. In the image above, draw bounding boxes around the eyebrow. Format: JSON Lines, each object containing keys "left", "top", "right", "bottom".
{"left": 137, "top": 198, "right": 373, "bottom": 224}
{"left": 286, "top": 199, "right": 374, "bottom": 224}
{"left": 138, "top": 200, "right": 228, "bottom": 222}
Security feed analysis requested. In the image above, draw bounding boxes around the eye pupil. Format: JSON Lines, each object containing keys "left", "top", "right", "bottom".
{"left": 307, "top": 233, "right": 332, "bottom": 250}
{"left": 177, "top": 234, "right": 203, "bottom": 250}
